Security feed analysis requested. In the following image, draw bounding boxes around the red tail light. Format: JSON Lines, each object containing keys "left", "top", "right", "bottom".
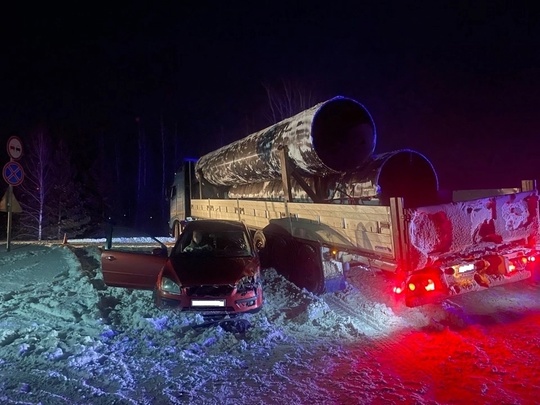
{"left": 407, "top": 275, "right": 441, "bottom": 293}
{"left": 403, "top": 268, "right": 447, "bottom": 307}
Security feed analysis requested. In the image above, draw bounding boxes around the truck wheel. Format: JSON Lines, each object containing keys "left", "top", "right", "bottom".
{"left": 270, "top": 236, "right": 292, "bottom": 279}
{"left": 294, "top": 244, "right": 323, "bottom": 293}
{"left": 253, "top": 230, "right": 266, "bottom": 250}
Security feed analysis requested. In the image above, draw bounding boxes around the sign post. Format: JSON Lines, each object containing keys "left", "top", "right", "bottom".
{"left": 6, "top": 185, "right": 13, "bottom": 251}
{"left": 3, "top": 136, "right": 24, "bottom": 252}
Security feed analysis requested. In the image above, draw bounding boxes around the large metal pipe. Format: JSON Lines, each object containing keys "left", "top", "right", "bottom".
{"left": 225, "top": 149, "right": 439, "bottom": 206}
{"left": 196, "top": 96, "right": 376, "bottom": 187}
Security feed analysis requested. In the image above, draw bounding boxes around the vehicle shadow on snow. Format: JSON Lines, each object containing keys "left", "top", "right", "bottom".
{"left": 421, "top": 305, "right": 534, "bottom": 332}
{"left": 68, "top": 246, "right": 100, "bottom": 277}
{"left": 192, "top": 318, "right": 252, "bottom": 334}
{"left": 68, "top": 246, "right": 125, "bottom": 324}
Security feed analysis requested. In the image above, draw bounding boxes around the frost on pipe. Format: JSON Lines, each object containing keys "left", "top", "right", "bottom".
{"left": 225, "top": 149, "right": 439, "bottom": 204}
{"left": 196, "top": 96, "right": 376, "bottom": 187}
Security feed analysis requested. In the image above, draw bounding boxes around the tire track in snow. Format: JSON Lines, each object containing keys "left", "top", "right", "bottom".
{"left": 323, "top": 293, "right": 387, "bottom": 337}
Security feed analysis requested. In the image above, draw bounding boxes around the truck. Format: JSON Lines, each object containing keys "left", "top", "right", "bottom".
{"left": 169, "top": 96, "right": 539, "bottom": 307}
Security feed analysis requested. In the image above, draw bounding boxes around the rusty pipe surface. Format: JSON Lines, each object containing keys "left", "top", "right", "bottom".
{"left": 196, "top": 96, "right": 376, "bottom": 186}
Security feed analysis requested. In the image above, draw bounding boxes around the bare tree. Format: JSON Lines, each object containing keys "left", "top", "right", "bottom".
{"left": 18, "top": 130, "right": 53, "bottom": 240}
{"left": 262, "top": 79, "right": 317, "bottom": 123}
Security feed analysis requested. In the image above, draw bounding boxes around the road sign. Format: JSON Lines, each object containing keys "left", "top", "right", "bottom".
{"left": 7, "top": 136, "right": 23, "bottom": 160}
{"left": 0, "top": 189, "right": 22, "bottom": 213}
{"left": 3, "top": 161, "right": 24, "bottom": 186}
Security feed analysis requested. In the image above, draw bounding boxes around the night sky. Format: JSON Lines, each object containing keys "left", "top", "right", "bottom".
{"left": 1, "top": 1, "right": 539, "bottom": 191}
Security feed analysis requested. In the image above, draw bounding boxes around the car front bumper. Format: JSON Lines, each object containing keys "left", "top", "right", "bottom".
{"left": 153, "top": 287, "right": 263, "bottom": 314}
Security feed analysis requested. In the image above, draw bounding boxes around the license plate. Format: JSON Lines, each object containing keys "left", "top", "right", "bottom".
{"left": 191, "top": 299, "right": 225, "bottom": 307}
{"left": 457, "top": 263, "right": 475, "bottom": 273}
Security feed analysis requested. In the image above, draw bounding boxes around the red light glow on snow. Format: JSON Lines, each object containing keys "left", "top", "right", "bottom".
{"left": 320, "top": 312, "right": 540, "bottom": 404}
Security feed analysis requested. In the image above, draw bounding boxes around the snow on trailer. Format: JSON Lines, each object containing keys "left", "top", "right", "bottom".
{"left": 396, "top": 188, "right": 540, "bottom": 306}
{"left": 169, "top": 96, "right": 540, "bottom": 307}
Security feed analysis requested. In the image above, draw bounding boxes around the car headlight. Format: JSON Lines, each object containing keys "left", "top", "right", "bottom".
{"left": 236, "top": 275, "right": 259, "bottom": 293}
{"left": 160, "top": 276, "right": 181, "bottom": 294}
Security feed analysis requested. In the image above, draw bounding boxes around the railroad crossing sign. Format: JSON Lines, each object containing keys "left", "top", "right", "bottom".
{"left": 3, "top": 161, "right": 24, "bottom": 186}
{"left": 7, "top": 136, "right": 23, "bottom": 160}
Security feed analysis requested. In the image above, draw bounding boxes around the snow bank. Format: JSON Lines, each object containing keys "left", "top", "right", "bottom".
{"left": 1, "top": 242, "right": 539, "bottom": 403}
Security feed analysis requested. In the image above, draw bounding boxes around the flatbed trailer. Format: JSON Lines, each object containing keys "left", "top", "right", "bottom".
{"left": 169, "top": 97, "right": 539, "bottom": 306}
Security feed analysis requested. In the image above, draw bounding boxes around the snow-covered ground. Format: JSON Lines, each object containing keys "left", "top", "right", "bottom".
{"left": 1, "top": 240, "right": 540, "bottom": 404}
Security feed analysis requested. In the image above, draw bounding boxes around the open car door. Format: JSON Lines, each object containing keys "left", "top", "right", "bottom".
{"left": 101, "top": 249, "right": 168, "bottom": 290}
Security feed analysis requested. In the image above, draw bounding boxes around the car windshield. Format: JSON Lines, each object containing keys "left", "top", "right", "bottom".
{"left": 172, "top": 229, "right": 252, "bottom": 258}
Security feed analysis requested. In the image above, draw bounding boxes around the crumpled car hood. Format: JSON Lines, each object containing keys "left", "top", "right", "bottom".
{"left": 168, "top": 255, "right": 259, "bottom": 286}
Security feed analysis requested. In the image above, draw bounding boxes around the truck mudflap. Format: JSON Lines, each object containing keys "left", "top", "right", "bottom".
{"left": 395, "top": 251, "right": 538, "bottom": 307}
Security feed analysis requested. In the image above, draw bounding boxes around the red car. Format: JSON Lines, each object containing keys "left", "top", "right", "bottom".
{"left": 101, "top": 220, "right": 264, "bottom": 315}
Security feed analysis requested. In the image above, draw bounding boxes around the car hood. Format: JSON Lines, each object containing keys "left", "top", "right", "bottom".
{"left": 168, "top": 255, "right": 259, "bottom": 286}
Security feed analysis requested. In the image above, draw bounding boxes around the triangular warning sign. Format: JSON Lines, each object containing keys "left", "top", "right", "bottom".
{"left": 0, "top": 190, "right": 23, "bottom": 213}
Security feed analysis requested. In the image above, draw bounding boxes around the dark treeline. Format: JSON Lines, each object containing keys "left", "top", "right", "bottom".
{"left": 0, "top": 84, "right": 337, "bottom": 240}
{"left": 2, "top": 116, "right": 187, "bottom": 240}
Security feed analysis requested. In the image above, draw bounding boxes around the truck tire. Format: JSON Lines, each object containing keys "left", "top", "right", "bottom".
{"left": 293, "top": 243, "right": 323, "bottom": 294}
{"left": 253, "top": 230, "right": 266, "bottom": 250}
{"left": 270, "top": 236, "right": 292, "bottom": 279}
